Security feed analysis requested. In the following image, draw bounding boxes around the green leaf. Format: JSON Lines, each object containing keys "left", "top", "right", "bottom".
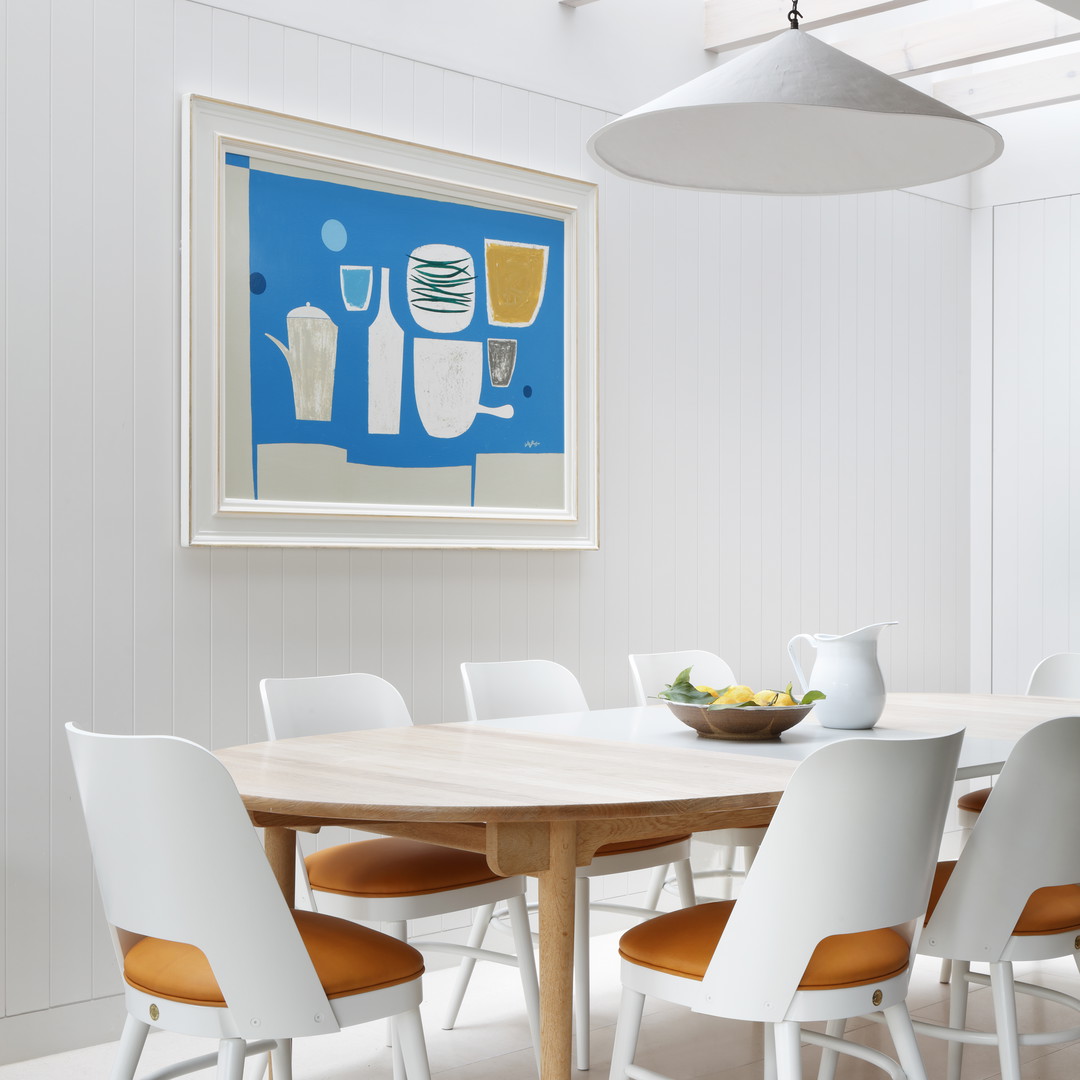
{"left": 799, "top": 689, "right": 827, "bottom": 705}
{"left": 657, "top": 666, "right": 717, "bottom": 705}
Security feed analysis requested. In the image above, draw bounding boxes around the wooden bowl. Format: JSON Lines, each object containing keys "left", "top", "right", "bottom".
{"left": 663, "top": 701, "right": 814, "bottom": 740}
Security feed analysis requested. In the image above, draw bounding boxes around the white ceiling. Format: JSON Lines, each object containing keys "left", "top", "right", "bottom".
{"left": 707, "top": 0, "right": 1080, "bottom": 119}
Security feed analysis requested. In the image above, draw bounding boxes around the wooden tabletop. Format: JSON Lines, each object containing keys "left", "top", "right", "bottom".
{"left": 214, "top": 692, "right": 1080, "bottom": 828}
{"left": 214, "top": 722, "right": 798, "bottom": 824}
{"left": 882, "top": 692, "right": 1080, "bottom": 738}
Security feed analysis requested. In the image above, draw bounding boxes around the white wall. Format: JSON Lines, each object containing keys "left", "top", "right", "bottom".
{"left": 978, "top": 195, "right": 1080, "bottom": 692}
{"left": 0, "top": 0, "right": 973, "bottom": 1063}
{"left": 961, "top": 99, "right": 1080, "bottom": 692}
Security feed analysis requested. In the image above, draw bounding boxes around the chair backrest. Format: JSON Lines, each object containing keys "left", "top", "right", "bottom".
{"left": 260, "top": 672, "right": 412, "bottom": 740}
{"left": 697, "top": 729, "right": 964, "bottom": 1022}
{"left": 460, "top": 660, "right": 588, "bottom": 722}
{"left": 628, "top": 650, "right": 737, "bottom": 706}
{"left": 921, "top": 714, "right": 1080, "bottom": 961}
{"left": 1026, "top": 653, "right": 1080, "bottom": 697}
{"left": 65, "top": 724, "right": 337, "bottom": 1036}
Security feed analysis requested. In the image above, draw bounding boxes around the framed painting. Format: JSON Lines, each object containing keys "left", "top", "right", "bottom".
{"left": 182, "top": 95, "right": 598, "bottom": 548}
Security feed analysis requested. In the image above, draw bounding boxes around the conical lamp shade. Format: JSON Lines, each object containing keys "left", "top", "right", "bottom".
{"left": 587, "top": 29, "right": 1004, "bottom": 195}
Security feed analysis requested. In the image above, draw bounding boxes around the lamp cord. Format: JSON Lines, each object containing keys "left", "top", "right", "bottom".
{"left": 788, "top": 0, "right": 802, "bottom": 29}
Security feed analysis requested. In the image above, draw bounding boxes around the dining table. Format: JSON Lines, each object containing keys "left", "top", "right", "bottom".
{"left": 215, "top": 691, "right": 1080, "bottom": 1080}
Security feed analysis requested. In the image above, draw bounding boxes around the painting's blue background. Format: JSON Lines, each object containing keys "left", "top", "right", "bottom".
{"left": 237, "top": 159, "right": 566, "bottom": 498}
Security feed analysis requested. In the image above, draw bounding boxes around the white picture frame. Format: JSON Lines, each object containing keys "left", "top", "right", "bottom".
{"left": 182, "top": 95, "right": 598, "bottom": 548}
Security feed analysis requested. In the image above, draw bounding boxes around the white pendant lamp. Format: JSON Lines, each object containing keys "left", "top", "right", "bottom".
{"left": 587, "top": 7, "right": 1004, "bottom": 195}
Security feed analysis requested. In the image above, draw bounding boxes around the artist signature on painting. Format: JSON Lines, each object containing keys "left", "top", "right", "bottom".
{"left": 524, "top": 440, "right": 540, "bottom": 449}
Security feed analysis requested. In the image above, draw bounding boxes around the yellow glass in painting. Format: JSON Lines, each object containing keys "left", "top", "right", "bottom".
{"left": 484, "top": 240, "right": 548, "bottom": 327}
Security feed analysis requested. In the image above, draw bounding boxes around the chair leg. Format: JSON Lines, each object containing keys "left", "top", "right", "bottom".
{"left": 575, "top": 876, "right": 592, "bottom": 1071}
{"left": 607, "top": 986, "right": 646, "bottom": 1080}
{"left": 883, "top": 1003, "right": 929, "bottom": 1080}
{"left": 990, "top": 960, "right": 1022, "bottom": 1080}
{"left": 815, "top": 1018, "right": 845, "bottom": 1080}
{"left": 507, "top": 893, "right": 542, "bottom": 1071}
{"left": 762, "top": 1023, "right": 778, "bottom": 1080}
{"left": 110, "top": 1014, "right": 150, "bottom": 1080}
{"left": 216, "top": 1038, "right": 247, "bottom": 1080}
{"left": 643, "top": 864, "right": 668, "bottom": 909}
{"left": 946, "top": 959, "right": 970, "bottom": 1080}
{"left": 774, "top": 1021, "right": 804, "bottom": 1080}
{"left": 673, "top": 859, "right": 696, "bottom": 908}
{"left": 269, "top": 1038, "right": 293, "bottom": 1080}
{"left": 384, "top": 921, "right": 409, "bottom": 1080}
{"left": 442, "top": 902, "right": 497, "bottom": 1030}
{"left": 394, "top": 1008, "right": 432, "bottom": 1080}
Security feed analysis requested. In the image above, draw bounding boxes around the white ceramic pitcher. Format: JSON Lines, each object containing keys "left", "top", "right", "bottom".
{"left": 787, "top": 621, "right": 898, "bottom": 730}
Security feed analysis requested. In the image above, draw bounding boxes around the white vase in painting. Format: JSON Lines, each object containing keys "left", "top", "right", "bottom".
{"left": 368, "top": 268, "right": 405, "bottom": 435}
{"left": 414, "top": 338, "right": 514, "bottom": 438}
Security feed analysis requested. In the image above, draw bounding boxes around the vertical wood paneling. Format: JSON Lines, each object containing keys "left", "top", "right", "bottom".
{"left": 969, "top": 207, "right": 994, "bottom": 691}
{"left": 0, "top": 0, "right": 9, "bottom": 1026}
{"left": 2, "top": 0, "right": 976, "bottom": 1060}
{"left": 991, "top": 194, "right": 1080, "bottom": 692}
{"left": 132, "top": 0, "right": 178, "bottom": 744}
{"left": 48, "top": 0, "right": 97, "bottom": 1010}
{"left": 5, "top": 0, "right": 53, "bottom": 1019}
{"left": 1068, "top": 200, "right": 1080, "bottom": 650}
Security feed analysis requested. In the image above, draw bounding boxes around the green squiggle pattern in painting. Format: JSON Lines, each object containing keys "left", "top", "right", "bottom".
{"left": 408, "top": 256, "right": 475, "bottom": 313}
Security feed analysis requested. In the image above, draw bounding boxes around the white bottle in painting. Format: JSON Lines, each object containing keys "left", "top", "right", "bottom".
{"left": 368, "top": 267, "right": 404, "bottom": 434}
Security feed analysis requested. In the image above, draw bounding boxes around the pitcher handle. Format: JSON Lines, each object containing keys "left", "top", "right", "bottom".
{"left": 787, "top": 634, "right": 816, "bottom": 695}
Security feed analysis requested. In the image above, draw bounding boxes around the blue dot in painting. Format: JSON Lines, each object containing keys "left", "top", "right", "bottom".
{"left": 321, "top": 219, "right": 348, "bottom": 251}
{"left": 250, "top": 272, "right": 267, "bottom": 295}
{"left": 522, "top": 385, "right": 533, "bottom": 398}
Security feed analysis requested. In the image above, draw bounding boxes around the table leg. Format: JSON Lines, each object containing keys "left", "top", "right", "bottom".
{"left": 537, "top": 820, "right": 578, "bottom": 1080}
{"left": 263, "top": 826, "right": 297, "bottom": 904}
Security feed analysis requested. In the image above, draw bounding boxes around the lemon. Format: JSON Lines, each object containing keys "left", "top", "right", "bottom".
{"left": 695, "top": 685, "right": 720, "bottom": 699}
{"left": 773, "top": 692, "right": 796, "bottom": 707}
{"left": 752, "top": 689, "right": 779, "bottom": 706}
{"left": 719, "top": 684, "right": 754, "bottom": 705}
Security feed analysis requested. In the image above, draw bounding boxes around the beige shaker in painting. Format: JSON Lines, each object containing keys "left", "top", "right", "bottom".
{"left": 265, "top": 302, "right": 338, "bottom": 422}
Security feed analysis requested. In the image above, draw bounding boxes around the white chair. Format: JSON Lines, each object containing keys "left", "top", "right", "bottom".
{"left": 956, "top": 652, "right": 1080, "bottom": 833}
{"left": 1026, "top": 652, "right": 1080, "bottom": 696}
{"left": 901, "top": 715, "right": 1080, "bottom": 1080}
{"left": 609, "top": 729, "right": 964, "bottom": 1080}
{"left": 65, "top": 722, "right": 431, "bottom": 1080}
{"left": 629, "top": 650, "right": 770, "bottom": 901}
{"left": 461, "top": 659, "right": 696, "bottom": 1072}
{"left": 939, "top": 653, "right": 1080, "bottom": 987}
{"left": 260, "top": 673, "right": 540, "bottom": 1071}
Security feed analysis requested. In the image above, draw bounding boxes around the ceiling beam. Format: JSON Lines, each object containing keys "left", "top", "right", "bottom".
{"left": 704, "top": 0, "right": 927, "bottom": 53}
{"left": 933, "top": 50, "right": 1080, "bottom": 116}
{"left": 1039, "top": 0, "right": 1080, "bottom": 16}
{"left": 834, "top": 0, "right": 1080, "bottom": 77}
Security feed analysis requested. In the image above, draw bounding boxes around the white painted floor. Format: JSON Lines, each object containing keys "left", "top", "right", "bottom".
{"left": 5, "top": 897, "right": 1080, "bottom": 1080}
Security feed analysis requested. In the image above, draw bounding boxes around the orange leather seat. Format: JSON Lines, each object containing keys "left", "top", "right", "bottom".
{"left": 306, "top": 838, "right": 503, "bottom": 898}
{"left": 927, "top": 860, "right": 1080, "bottom": 936}
{"left": 619, "top": 901, "right": 910, "bottom": 989}
{"left": 123, "top": 910, "right": 425, "bottom": 1006}
{"left": 956, "top": 787, "right": 991, "bottom": 813}
{"left": 596, "top": 833, "right": 692, "bottom": 856}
